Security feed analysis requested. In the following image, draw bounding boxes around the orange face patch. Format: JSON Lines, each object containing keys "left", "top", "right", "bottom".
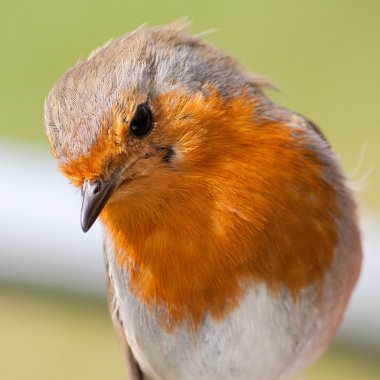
{"left": 59, "top": 98, "right": 139, "bottom": 187}
{"left": 68, "top": 87, "right": 340, "bottom": 330}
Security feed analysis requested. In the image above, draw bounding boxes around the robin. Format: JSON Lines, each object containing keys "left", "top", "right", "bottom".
{"left": 44, "top": 21, "right": 362, "bottom": 380}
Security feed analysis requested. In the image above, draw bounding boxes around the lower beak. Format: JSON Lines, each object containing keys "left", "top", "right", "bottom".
{"left": 81, "top": 177, "right": 116, "bottom": 232}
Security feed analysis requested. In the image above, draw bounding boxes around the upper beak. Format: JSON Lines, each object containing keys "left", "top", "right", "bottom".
{"left": 81, "top": 177, "right": 116, "bottom": 232}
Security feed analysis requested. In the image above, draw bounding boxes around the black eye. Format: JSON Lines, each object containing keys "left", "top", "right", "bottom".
{"left": 130, "top": 103, "right": 153, "bottom": 138}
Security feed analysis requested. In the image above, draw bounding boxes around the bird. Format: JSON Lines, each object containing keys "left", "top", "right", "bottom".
{"left": 44, "top": 21, "right": 362, "bottom": 380}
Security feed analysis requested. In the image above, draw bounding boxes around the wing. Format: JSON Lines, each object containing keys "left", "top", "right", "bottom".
{"left": 105, "top": 260, "right": 145, "bottom": 380}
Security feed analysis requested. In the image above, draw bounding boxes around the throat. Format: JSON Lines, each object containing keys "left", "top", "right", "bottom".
{"left": 100, "top": 200, "right": 250, "bottom": 330}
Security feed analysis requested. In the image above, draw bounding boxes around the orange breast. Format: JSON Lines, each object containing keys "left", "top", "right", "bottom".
{"left": 98, "top": 89, "right": 339, "bottom": 330}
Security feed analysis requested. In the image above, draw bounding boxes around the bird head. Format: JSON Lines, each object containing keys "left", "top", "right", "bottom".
{"left": 44, "top": 22, "right": 268, "bottom": 233}
{"left": 45, "top": 22, "right": 347, "bottom": 327}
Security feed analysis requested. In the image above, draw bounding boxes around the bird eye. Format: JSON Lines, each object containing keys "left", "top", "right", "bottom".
{"left": 130, "top": 103, "right": 153, "bottom": 138}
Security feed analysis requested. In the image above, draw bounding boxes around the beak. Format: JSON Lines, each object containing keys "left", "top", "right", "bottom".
{"left": 80, "top": 177, "right": 116, "bottom": 232}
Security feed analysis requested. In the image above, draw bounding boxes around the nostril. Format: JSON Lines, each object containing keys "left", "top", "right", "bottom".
{"left": 91, "top": 180, "right": 102, "bottom": 194}
{"left": 83, "top": 179, "right": 103, "bottom": 195}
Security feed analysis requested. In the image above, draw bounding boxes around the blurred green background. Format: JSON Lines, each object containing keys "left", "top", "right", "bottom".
{"left": 1, "top": 0, "right": 379, "bottom": 379}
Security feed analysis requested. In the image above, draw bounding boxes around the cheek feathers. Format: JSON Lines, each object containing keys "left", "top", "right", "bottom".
{"left": 57, "top": 102, "right": 137, "bottom": 187}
